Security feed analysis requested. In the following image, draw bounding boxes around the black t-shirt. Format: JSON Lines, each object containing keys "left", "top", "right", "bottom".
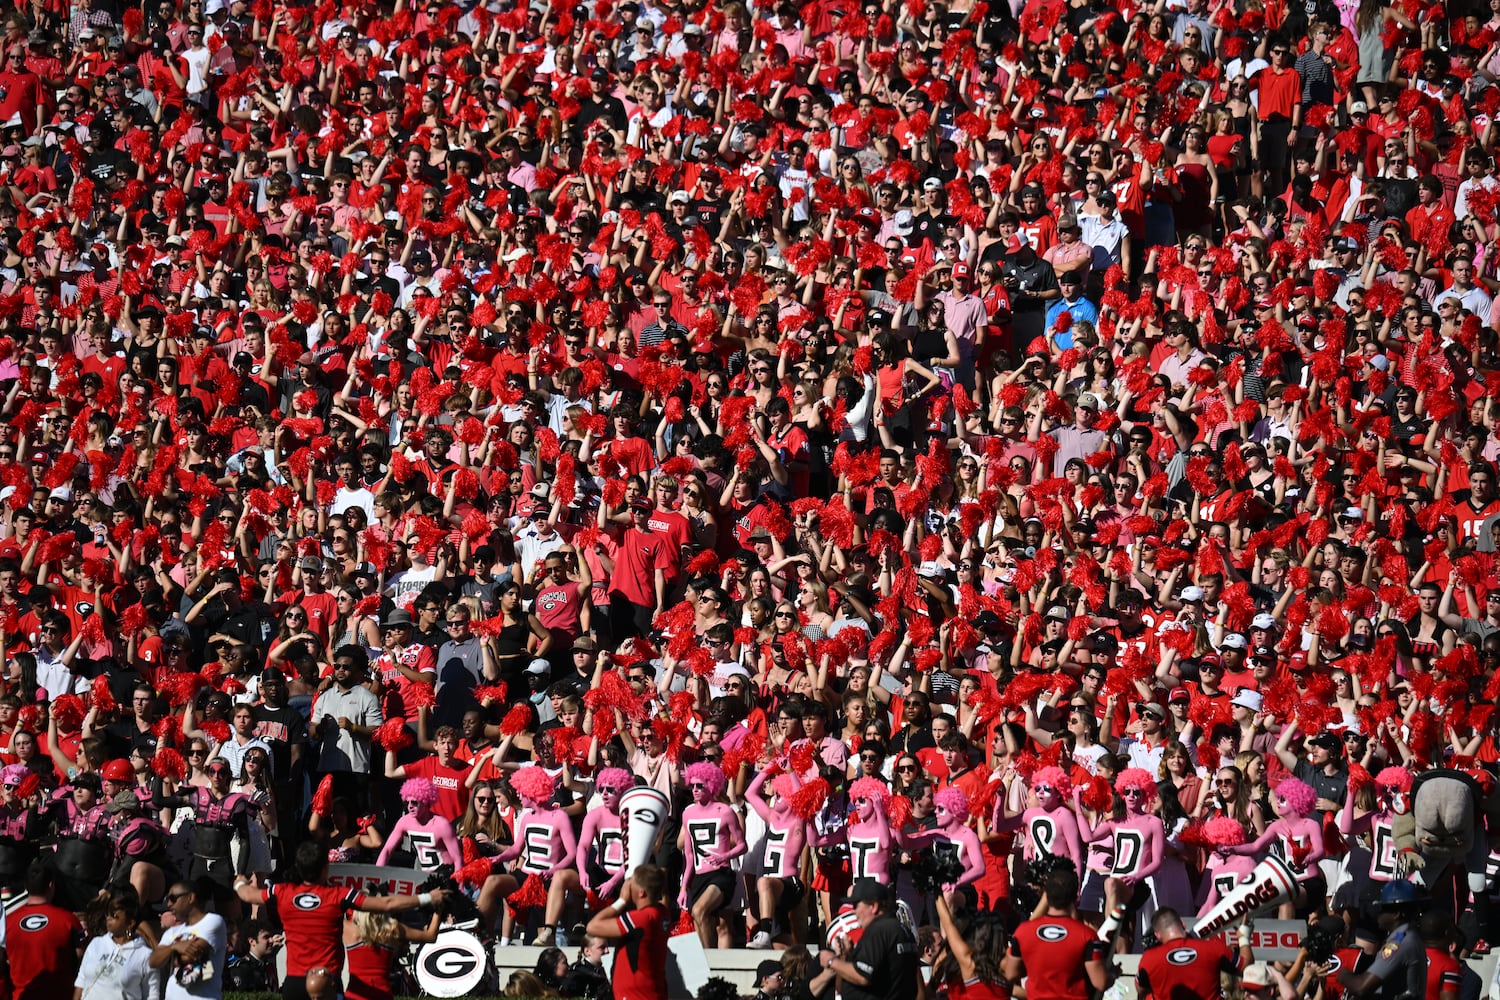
{"left": 575, "top": 95, "right": 627, "bottom": 133}
{"left": 252, "top": 703, "right": 308, "bottom": 781}
{"left": 910, "top": 210, "right": 954, "bottom": 247}
{"left": 843, "top": 913, "right": 920, "bottom": 1000}
{"left": 199, "top": 603, "right": 271, "bottom": 660}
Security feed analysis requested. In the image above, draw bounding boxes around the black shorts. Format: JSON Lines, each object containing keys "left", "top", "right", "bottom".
{"left": 775, "top": 876, "right": 805, "bottom": 915}
{"left": 688, "top": 868, "right": 735, "bottom": 912}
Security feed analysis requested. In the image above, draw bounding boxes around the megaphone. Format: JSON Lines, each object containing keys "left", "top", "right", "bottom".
{"left": 619, "top": 786, "right": 671, "bottom": 879}
{"left": 1195, "top": 856, "right": 1298, "bottom": 938}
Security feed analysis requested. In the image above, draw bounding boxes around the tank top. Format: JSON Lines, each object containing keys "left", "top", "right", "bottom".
{"left": 344, "top": 940, "right": 395, "bottom": 1000}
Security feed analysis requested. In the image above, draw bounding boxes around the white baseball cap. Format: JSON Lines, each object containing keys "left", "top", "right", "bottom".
{"left": 1231, "top": 690, "right": 1264, "bottom": 712}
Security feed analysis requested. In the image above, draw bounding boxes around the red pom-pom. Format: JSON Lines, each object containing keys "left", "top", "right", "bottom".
{"left": 1081, "top": 775, "right": 1114, "bottom": 812}
{"left": 500, "top": 703, "right": 535, "bottom": 737}
{"left": 372, "top": 718, "right": 415, "bottom": 752}
{"left": 90, "top": 674, "right": 116, "bottom": 715}
{"left": 51, "top": 694, "right": 85, "bottom": 731}
{"left": 151, "top": 747, "right": 187, "bottom": 781}
{"left": 672, "top": 907, "right": 698, "bottom": 936}
{"left": 312, "top": 774, "right": 334, "bottom": 818}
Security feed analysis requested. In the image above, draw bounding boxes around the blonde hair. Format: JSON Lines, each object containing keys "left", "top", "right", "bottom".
{"left": 352, "top": 909, "right": 403, "bottom": 949}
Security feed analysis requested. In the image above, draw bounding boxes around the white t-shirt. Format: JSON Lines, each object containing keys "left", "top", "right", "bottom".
{"left": 386, "top": 564, "right": 438, "bottom": 611}
{"left": 75, "top": 934, "right": 160, "bottom": 1000}
{"left": 158, "top": 913, "right": 227, "bottom": 1000}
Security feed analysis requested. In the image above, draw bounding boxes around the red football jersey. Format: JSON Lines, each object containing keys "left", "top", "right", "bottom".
{"left": 1007, "top": 915, "right": 1106, "bottom": 1000}
{"left": 610, "top": 904, "right": 669, "bottom": 1000}
{"left": 4, "top": 901, "right": 83, "bottom": 1000}
{"left": 266, "top": 882, "right": 367, "bottom": 976}
{"left": 1136, "top": 936, "right": 1239, "bottom": 1000}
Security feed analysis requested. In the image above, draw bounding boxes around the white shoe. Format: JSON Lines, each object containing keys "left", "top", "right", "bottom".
{"left": 531, "top": 927, "right": 555, "bottom": 946}
{"left": 748, "top": 930, "right": 773, "bottom": 949}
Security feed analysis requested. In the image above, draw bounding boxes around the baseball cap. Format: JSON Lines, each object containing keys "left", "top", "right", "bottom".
{"left": 1310, "top": 732, "right": 1343, "bottom": 752}
{"left": 668, "top": 190, "right": 690, "bottom": 204}
{"left": 1044, "top": 606, "right": 1069, "bottom": 621}
{"left": 1242, "top": 963, "right": 1272, "bottom": 989}
{"left": 1077, "top": 392, "right": 1100, "bottom": 411}
{"left": 1180, "top": 585, "right": 1205, "bottom": 603}
{"left": 1168, "top": 687, "right": 1190, "bottom": 703}
{"left": 952, "top": 262, "right": 970, "bottom": 278}
{"left": 1221, "top": 633, "right": 1247, "bottom": 650}
{"left": 298, "top": 556, "right": 322, "bottom": 572}
{"left": 922, "top": 177, "right": 943, "bottom": 191}
{"left": 1231, "top": 690, "right": 1264, "bottom": 712}
{"left": 1140, "top": 702, "right": 1167, "bottom": 721}
{"left": 1251, "top": 614, "right": 1278, "bottom": 631}
{"left": 1349, "top": 101, "right": 1369, "bottom": 115}
{"left": 844, "top": 878, "right": 889, "bottom": 905}
{"left": 1251, "top": 644, "right": 1278, "bottom": 661}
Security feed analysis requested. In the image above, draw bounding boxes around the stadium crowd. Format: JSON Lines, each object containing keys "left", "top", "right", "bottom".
{"left": 0, "top": 0, "right": 1499, "bottom": 996}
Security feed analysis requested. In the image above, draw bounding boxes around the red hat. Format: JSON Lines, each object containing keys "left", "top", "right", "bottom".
{"left": 953, "top": 262, "right": 971, "bottom": 278}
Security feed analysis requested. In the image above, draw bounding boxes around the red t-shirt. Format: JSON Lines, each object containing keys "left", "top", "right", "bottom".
{"left": 4, "top": 901, "right": 83, "bottom": 1000}
{"left": 1136, "top": 936, "right": 1239, "bottom": 1000}
{"left": 1007, "top": 915, "right": 1106, "bottom": 1000}
{"left": 610, "top": 904, "right": 669, "bottom": 1000}
{"left": 266, "top": 882, "right": 368, "bottom": 976}
{"left": 403, "top": 754, "right": 472, "bottom": 821}
{"left": 644, "top": 509, "right": 691, "bottom": 579}
{"left": 294, "top": 590, "right": 340, "bottom": 643}
{"left": 606, "top": 527, "right": 675, "bottom": 607}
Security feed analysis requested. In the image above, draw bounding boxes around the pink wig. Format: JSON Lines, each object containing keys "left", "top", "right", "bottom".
{"left": 683, "top": 761, "right": 727, "bottom": 798}
{"left": 849, "top": 777, "right": 890, "bottom": 810}
{"left": 595, "top": 767, "right": 635, "bottom": 793}
{"left": 1375, "top": 767, "right": 1413, "bottom": 793}
{"left": 1115, "top": 768, "right": 1159, "bottom": 802}
{"left": 1030, "top": 766, "right": 1073, "bottom": 797}
{"left": 1202, "top": 816, "right": 1246, "bottom": 848}
{"left": 1274, "top": 777, "right": 1316, "bottom": 817}
{"left": 933, "top": 786, "right": 970, "bottom": 817}
{"left": 399, "top": 777, "right": 438, "bottom": 805}
{"left": 510, "top": 765, "right": 557, "bottom": 805}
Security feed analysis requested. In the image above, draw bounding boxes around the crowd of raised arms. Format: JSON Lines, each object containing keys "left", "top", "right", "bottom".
{"left": 1, "top": 0, "right": 1500, "bottom": 997}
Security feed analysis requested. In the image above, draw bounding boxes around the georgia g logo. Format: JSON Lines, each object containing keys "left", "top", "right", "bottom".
{"left": 422, "top": 945, "right": 480, "bottom": 980}
{"left": 1036, "top": 924, "right": 1070, "bottom": 942}
{"left": 18, "top": 913, "right": 47, "bottom": 931}
{"left": 293, "top": 893, "right": 322, "bottom": 910}
{"left": 1166, "top": 947, "right": 1198, "bottom": 966}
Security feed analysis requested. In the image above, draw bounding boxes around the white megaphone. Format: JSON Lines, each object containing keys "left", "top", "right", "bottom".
{"left": 619, "top": 786, "right": 671, "bottom": 879}
{"left": 1194, "top": 856, "right": 1298, "bottom": 938}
